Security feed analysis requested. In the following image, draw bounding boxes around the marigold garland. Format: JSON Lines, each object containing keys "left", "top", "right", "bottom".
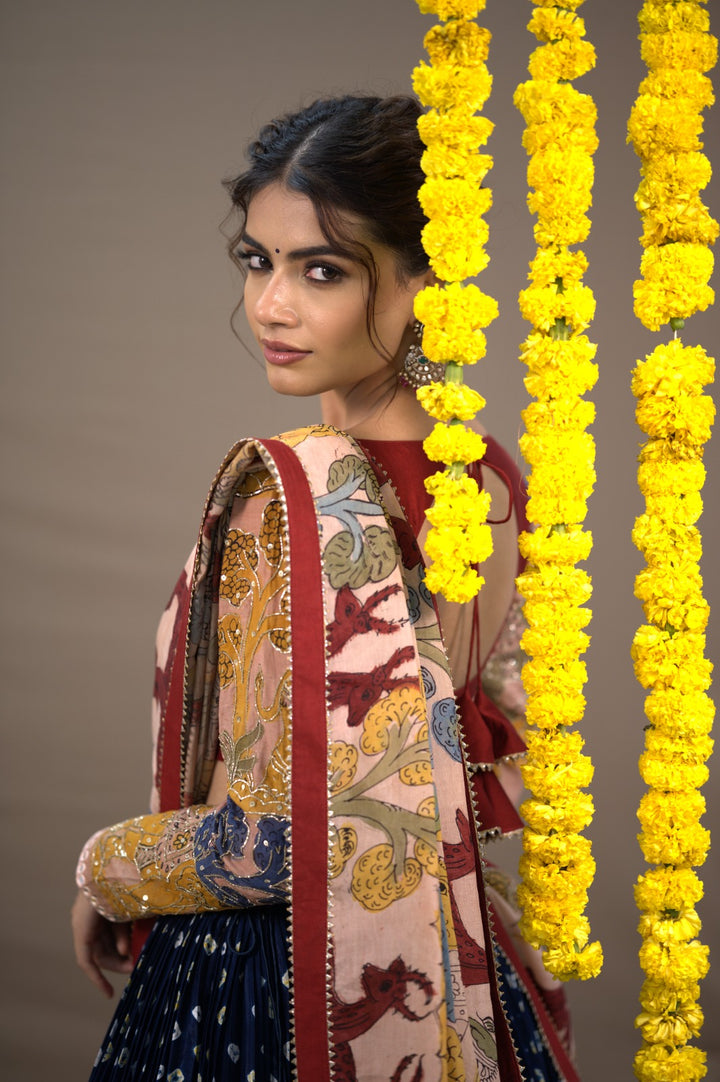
{"left": 513, "top": 0, "right": 602, "bottom": 982}
{"left": 628, "top": 3, "right": 717, "bottom": 1079}
{"left": 412, "top": 0, "right": 497, "bottom": 603}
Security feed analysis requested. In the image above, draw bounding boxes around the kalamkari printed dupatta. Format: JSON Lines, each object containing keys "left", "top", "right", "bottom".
{"left": 77, "top": 426, "right": 573, "bottom": 1082}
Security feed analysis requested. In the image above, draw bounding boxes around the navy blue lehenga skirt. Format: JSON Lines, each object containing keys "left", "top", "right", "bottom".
{"left": 88, "top": 908, "right": 291, "bottom": 1082}
{"left": 87, "top": 908, "right": 564, "bottom": 1081}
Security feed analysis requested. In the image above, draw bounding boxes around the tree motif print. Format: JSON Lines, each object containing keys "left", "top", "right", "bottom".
{"left": 330, "top": 683, "right": 443, "bottom": 911}
{"left": 317, "top": 454, "right": 398, "bottom": 589}
{"left": 216, "top": 494, "right": 290, "bottom": 801}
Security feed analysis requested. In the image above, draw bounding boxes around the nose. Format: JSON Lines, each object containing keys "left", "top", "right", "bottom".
{"left": 251, "top": 271, "right": 299, "bottom": 328}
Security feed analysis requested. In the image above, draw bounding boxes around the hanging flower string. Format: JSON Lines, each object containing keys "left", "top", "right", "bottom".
{"left": 513, "top": 0, "right": 602, "bottom": 981}
{"left": 628, "top": 2, "right": 717, "bottom": 1079}
{"left": 412, "top": 0, "right": 498, "bottom": 603}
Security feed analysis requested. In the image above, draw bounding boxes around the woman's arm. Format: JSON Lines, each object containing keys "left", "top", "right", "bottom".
{"left": 76, "top": 763, "right": 289, "bottom": 922}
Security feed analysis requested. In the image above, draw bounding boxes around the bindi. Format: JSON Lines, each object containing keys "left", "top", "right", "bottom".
{"left": 275, "top": 248, "right": 280, "bottom": 254}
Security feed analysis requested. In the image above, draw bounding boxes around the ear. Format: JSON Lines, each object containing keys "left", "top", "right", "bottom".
{"left": 405, "top": 266, "right": 437, "bottom": 328}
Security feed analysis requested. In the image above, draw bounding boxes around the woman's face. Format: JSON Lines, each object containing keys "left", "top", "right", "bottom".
{"left": 240, "top": 183, "right": 428, "bottom": 399}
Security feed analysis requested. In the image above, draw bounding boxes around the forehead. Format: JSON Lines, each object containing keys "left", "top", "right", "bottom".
{"left": 245, "top": 182, "right": 376, "bottom": 256}
{"left": 245, "top": 183, "right": 325, "bottom": 241}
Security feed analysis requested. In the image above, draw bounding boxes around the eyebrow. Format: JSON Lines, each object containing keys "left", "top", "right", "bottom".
{"left": 240, "top": 231, "right": 349, "bottom": 261}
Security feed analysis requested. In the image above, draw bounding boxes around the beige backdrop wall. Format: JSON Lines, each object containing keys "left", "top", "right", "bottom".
{"left": 1, "top": 1, "right": 718, "bottom": 1079}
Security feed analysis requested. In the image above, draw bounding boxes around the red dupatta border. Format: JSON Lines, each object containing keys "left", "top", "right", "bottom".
{"left": 260, "top": 437, "right": 331, "bottom": 1081}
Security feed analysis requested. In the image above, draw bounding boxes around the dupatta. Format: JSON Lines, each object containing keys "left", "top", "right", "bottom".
{"left": 78, "top": 426, "right": 575, "bottom": 1081}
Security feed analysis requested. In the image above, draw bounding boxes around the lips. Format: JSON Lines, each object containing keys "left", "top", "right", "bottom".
{"left": 261, "top": 339, "right": 311, "bottom": 366}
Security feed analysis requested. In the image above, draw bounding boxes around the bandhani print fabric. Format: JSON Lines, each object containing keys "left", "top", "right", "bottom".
{"left": 78, "top": 426, "right": 579, "bottom": 1082}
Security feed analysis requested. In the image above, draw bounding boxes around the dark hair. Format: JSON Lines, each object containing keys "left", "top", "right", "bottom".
{"left": 225, "top": 95, "right": 429, "bottom": 353}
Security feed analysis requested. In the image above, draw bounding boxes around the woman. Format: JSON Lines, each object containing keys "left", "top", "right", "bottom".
{"left": 73, "top": 95, "right": 579, "bottom": 1082}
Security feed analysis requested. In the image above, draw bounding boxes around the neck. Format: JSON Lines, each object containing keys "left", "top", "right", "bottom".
{"left": 320, "top": 376, "right": 433, "bottom": 441}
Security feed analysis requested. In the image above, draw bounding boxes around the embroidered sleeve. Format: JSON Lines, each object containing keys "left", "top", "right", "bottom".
{"left": 77, "top": 465, "right": 292, "bottom": 922}
{"left": 76, "top": 799, "right": 289, "bottom": 921}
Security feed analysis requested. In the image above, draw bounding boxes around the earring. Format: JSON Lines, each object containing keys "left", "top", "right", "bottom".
{"left": 398, "top": 321, "right": 446, "bottom": 389}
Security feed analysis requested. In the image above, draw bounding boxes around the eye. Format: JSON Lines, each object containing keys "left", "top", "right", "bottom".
{"left": 237, "top": 250, "right": 271, "bottom": 272}
{"left": 305, "top": 262, "right": 345, "bottom": 283}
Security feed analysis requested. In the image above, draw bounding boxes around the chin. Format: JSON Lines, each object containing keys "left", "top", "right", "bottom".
{"left": 265, "top": 366, "right": 322, "bottom": 398}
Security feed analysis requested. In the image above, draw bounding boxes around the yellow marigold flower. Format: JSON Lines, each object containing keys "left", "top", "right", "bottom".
{"left": 635, "top": 866, "right": 704, "bottom": 914}
{"left": 523, "top": 597, "right": 592, "bottom": 632}
{"left": 424, "top": 19, "right": 491, "bottom": 67}
{"left": 522, "top": 626, "right": 590, "bottom": 666}
{"left": 424, "top": 560, "right": 484, "bottom": 604}
{"left": 543, "top": 940, "right": 603, "bottom": 981}
{"left": 522, "top": 334, "right": 599, "bottom": 399}
{"left": 521, "top": 752, "right": 594, "bottom": 803}
{"left": 638, "top": 908, "right": 702, "bottom": 947}
{"left": 531, "top": 0, "right": 584, "bottom": 9}
{"left": 515, "top": 81, "right": 598, "bottom": 155}
{"left": 638, "top": 939, "right": 710, "bottom": 990}
{"left": 639, "top": 821, "right": 710, "bottom": 868}
{"left": 628, "top": 96, "right": 705, "bottom": 158}
{"left": 527, "top": 143, "right": 594, "bottom": 206}
{"left": 632, "top": 340, "right": 715, "bottom": 398}
{"left": 416, "top": 0, "right": 485, "bottom": 19}
{"left": 426, "top": 484, "right": 491, "bottom": 529}
{"left": 518, "top": 564, "right": 592, "bottom": 607}
{"left": 413, "top": 61, "right": 493, "bottom": 113}
{"left": 519, "top": 524, "right": 593, "bottom": 566}
{"left": 634, "top": 242, "right": 714, "bottom": 329}
{"left": 637, "top": 457, "right": 706, "bottom": 499}
{"left": 527, "top": 38, "right": 596, "bottom": 82}
{"left": 523, "top": 397, "right": 595, "bottom": 434}
{"left": 519, "top": 282, "right": 596, "bottom": 333}
{"left": 524, "top": 476, "right": 594, "bottom": 525}
{"left": 521, "top": 792, "right": 594, "bottom": 834}
{"left": 424, "top": 421, "right": 486, "bottom": 465}
{"left": 632, "top": 625, "right": 712, "bottom": 690}
{"left": 636, "top": 1003, "right": 704, "bottom": 1046}
{"left": 529, "top": 8, "right": 586, "bottom": 44}
{"left": 637, "top": 790, "right": 709, "bottom": 864}
{"left": 519, "top": 850, "right": 595, "bottom": 895}
{"left": 640, "top": 751, "right": 709, "bottom": 793}
{"left": 521, "top": 427, "right": 596, "bottom": 468}
{"left": 416, "top": 381, "right": 486, "bottom": 422}
{"left": 639, "top": 69, "right": 715, "bottom": 113}
{"left": 642, "top": 491, "right": 704, "bottom": 527}
{"left": 641, "top": 150, "right": 713, "bottom": 198}
{"left": 422, "top": 218, "right": 490, "bottom": 283}
{"left": 644, "top": 728, "right": 714, "bottom": 769}
{"left": 528, "top": 247, "right": 589, "bottom": 287}
{"left": 634, "top": 1044, "right": 706, "bottom": 1082}
{"left": 521, "top": 910, "right": 591, "bottom": 952}
{"left": 643, "top": 687, "right": 715, "bottom": 738}
{"left": 421, "top": 145, "right": 492, "bottom": 184}
{"left": 522, "top": 659, "right": 588, "bottom": 708}
{"left": 419, "top": 176, "right": 493, "bottom": 221}
{"left": 635, "top": 562, "right": 709, "bottom": 627}
{"left": 525, "top": 687, "right": 587, "bottom": 728}
{"left": 522, "top": 830, "right": 592, "bottom": 867}
{"left": 636, "top": 392, "right": 715, "bottom": 444}
{"left": 639, "top": 979, "right": 702, "bottom": 1017}
{"left": 417, "top": 110, "right": 494, "bottom": 153}
{"left": 415, "top": 282, "right": 499, "bottom": 362}
{"left": 425, "top": 520, "right": 493, "bottom": 567}
{"left": 641, "top": 29, "right": 718, "bottom": 74}
{"left": 524, "top": 727, "right": 586, "bottom": 764}
{"left": 639, "top": 3, "right": 710, "bottom": 36}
